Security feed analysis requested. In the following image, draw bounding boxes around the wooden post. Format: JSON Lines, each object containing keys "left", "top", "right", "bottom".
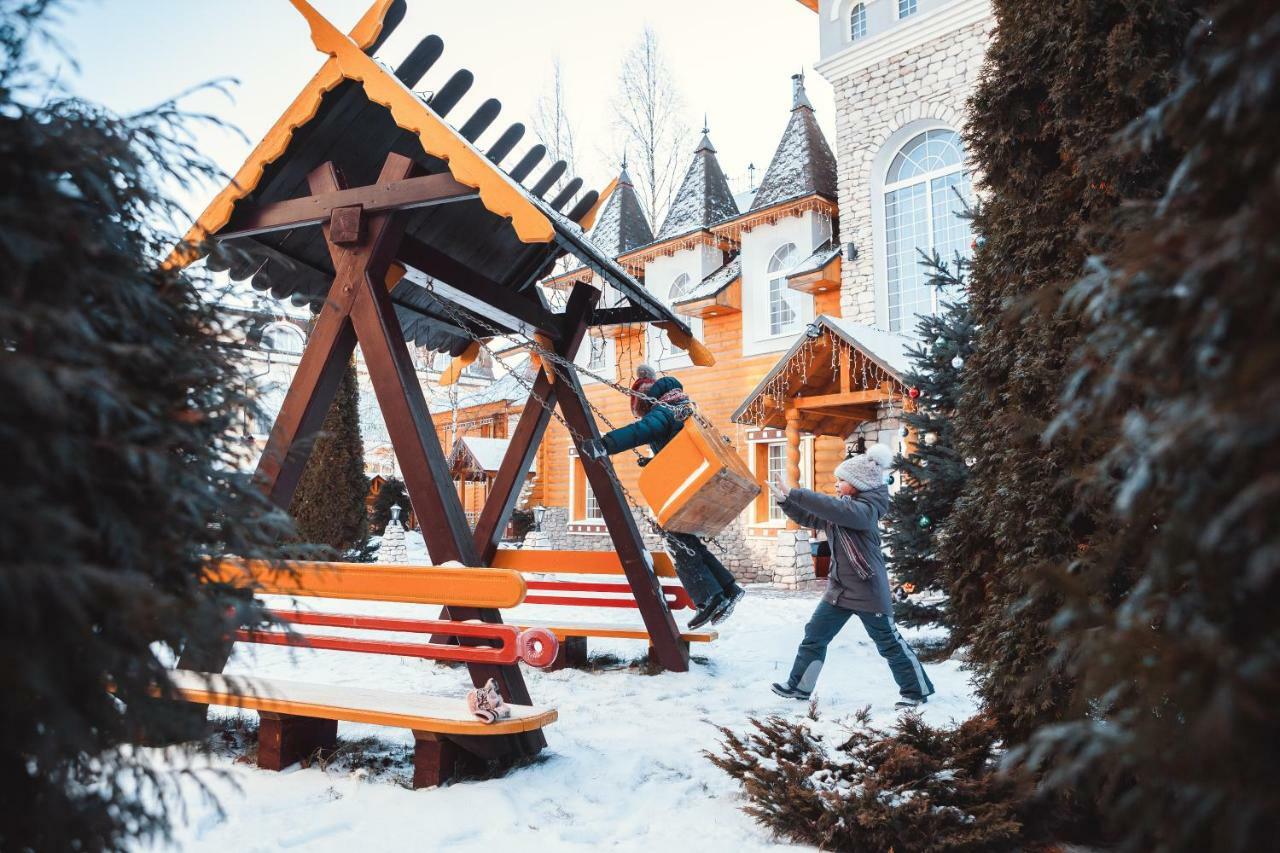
{"left": 784, "top": 407, "right": 802, "bottom": 530}
{"left": 470, "top": 283, "right": 597, "bottom": 561}
{"left": 228, "top": 153, "right": 546, "bottom": 760}
{"left": 257, "top": 713, "right": 337, "bottom": 771}
{"left": 554, "top": 352, "right": 689, "bottom": 673}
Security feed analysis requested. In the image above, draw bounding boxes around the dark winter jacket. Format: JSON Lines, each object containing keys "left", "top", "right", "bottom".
{"left": 778, "top": 485, "right": 892, "bottom": 614}
{"left": 600, "top": 376, "right": 691, "bottom": 455}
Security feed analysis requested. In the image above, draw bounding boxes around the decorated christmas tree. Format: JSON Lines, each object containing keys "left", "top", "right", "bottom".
{"left": 886, "top": 250, "right": 975, "bottom": 598}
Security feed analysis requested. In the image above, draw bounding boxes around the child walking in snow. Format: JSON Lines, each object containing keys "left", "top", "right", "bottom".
{"left": 580, "top": 364, "right": 745, "bottom": 629}
{"left": 768, "top": 444, "right": 934, "bottom": 709}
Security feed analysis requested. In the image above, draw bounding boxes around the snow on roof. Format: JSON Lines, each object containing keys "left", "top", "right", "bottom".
{"left": 823, "top": 316, "right": 915, "bottom": 376}
{"left": 786, "top": 241, "right": 840, "bottom": 279}
{"left": 429, "top": 357, "right": 535, "bottom": 413}
{"left": 455, "top": 436, "right": 511, "bottom": 472}
{"left": 654, "top": 131, "right": 740, "bottom": 242}
{"left": 750, "top": 74, "right": 838, "bottom": 212}
{"left": 673, "top": 257, "right": 741, "bottom": 305}
{"left": 589, "top": 166, "right": 654, "bottom": 256}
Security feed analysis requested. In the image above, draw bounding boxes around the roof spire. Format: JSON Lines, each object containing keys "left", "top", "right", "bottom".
{"left": 695, "top": 115, "right": 715, "bottom": 154}
{"left": 791, "top": 71, "right": 814, "bottom": 111}
{"left": 619, "top": 147, "right": 632, "bottom": 184}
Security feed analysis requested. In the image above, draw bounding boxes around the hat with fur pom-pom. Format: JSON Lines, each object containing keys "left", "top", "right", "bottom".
{"left": 834, "top": 443, "right": 893, "bottom": 491}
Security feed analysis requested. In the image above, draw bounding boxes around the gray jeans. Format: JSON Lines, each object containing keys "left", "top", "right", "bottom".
{"left": 787, "top": 599, "right": 935, "bottom": 700}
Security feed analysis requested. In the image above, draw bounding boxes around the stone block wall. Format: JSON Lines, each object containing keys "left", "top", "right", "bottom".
{"left": 831, "top": 18, "right": 991, "bottom": 323}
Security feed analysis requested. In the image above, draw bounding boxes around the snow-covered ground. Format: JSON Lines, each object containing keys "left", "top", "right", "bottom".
{"left": 141, "top": 535, "right": 977, "bottom": 851}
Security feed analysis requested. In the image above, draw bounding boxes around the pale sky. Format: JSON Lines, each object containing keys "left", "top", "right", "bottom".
{"left": 45, "top": 0, "right": 834, "bottom": 220}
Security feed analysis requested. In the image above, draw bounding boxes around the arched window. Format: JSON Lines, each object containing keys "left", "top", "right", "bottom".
{"left": 261, "top": 323, "right": 304, "bottom": 354}
{"left": 849, "top": 3, "right": 867, "bottom": 40}
{"left": 767, "top": 243, "right": 800, "bottom": 336}
{"left": 251, "top": 382, "right": 287, "bottom": 435}
{"left": 668, "top": 272, "right": 693, "bottom": 300}
{"left": 882, "top": 128, "right": 972, "bottom": 331}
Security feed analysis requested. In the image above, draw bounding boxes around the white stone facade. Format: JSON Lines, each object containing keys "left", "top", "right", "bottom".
{"left": 811, "top": 0, "right": 993, "bottom": 325}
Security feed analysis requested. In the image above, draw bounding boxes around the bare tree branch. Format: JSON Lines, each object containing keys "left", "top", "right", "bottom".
{"left": 609, "top": 27, "right": 689, "bottom": 230}
{"left": 532, "top": 57, "right": 578, "bottom": 196}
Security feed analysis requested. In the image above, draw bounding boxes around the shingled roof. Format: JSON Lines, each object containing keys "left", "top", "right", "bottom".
{"left": 749, "top": 74, "right": 838, "bottom": 212}
{"left": 655, "top": 129, "right": 740, "bottom": 242}
{"left": 185, "top": 0, "right": 697, "bottom": 359}
{"left": 589, "top": 164, "right": 654, "bottom": 256}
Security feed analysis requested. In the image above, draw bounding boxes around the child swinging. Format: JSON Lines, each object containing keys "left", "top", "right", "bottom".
{"left": 580, "top": 365, "right": 745, "bottom": 628}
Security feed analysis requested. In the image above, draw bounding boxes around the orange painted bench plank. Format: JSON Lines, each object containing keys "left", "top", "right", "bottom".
{"left": 165, "top": 670, "right": 555, "bottom": 737}
{"left": 209, "top": 558, "right": 526, "bottom": 609}
{"left": 491, "top": 549, "right": 677, "bottom": 578}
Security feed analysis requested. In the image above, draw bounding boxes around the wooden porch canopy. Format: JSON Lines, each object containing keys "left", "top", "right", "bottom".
{"left": 449, "top": 437, "right": 511, "bottom": 482}
{"left": 731, "top": 315, "right": 914, "bottom": 488}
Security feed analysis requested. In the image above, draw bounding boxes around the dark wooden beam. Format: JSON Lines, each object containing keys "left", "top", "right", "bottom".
{"left": 397, "top": 236, "right": 562, "bottom": 340}
{"left": 471, "top": 283, "right": 597, "bottom": 561}
{"left": 587, "top": 305, "right": 656, "bottom": 327}
{"left": 553, "top": 345, "right": 689, "bottom": 673}
{"left": 219, "top": 172, "right": 476, "bottom": 241}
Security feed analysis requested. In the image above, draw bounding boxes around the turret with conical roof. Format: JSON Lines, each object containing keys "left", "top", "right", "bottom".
{"left": 749, "top": 73, "right": 837, "bottom": 212}
{"left": 655, "top": 124, "right": 740, "bottom": 242}
{"left": 589, "top": 159, "right": 655, "bottom": 256}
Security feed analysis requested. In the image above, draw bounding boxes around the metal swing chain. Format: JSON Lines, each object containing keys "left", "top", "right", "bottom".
{"left": 420, "top": 281, "right": 706, "bottom": 560}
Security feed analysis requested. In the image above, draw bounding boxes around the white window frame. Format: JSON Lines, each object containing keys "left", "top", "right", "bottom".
{"left": 849, "top": 2, "right": 867, "bottom": 40}
{"left": 567, "top": 449, "right": 606, "bottom": 527}
{"left": 260, "top": 322, "right": 304, "bottom": 356}
{"left": 871, "top": 120, "right": 972, "bottom": 333}
{"left": 898, "top": 0, "right": 918, "bottom": 19}
{"left": 766, "top": 242, "right": 802, "bottom": 338}
{"left": 645, "top": 270, "right": 700, "bottom": 371}
{"left": 746, "top": 432, "right": 815, "bottom": 528}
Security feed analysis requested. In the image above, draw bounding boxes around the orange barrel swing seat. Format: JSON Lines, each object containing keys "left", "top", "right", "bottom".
{"left": 638, "top": 417, "right": 761, "bottom": 538}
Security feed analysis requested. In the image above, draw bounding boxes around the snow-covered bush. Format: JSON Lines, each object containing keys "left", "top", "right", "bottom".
{"left": 709, "top": 710, "right": 1038, "bottom": 852}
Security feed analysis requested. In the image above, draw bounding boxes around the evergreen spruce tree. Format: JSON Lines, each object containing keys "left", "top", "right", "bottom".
{"left": 944, "top": 0, "right": 1197, "bottom": 742}
{"left": 370, "top": 476, "right": 410, "bottom": 536}
{"left": 1009, "top": 2, "right": 1280, "bottom": 848}
{"left": 886, "top": 250, "right": 975, "bottom": 596}
{"left": 0, "top": 5, "right": 288, "bottom": 848}
{"left": 288, "top": 358, "right": 370, "bottom": 556}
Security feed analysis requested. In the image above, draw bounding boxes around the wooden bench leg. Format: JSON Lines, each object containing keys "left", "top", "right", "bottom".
{"left": 546, "top": 635, "right": 588, "bottom": 671}
{"left": 413, "top": 731, "right": 461, "bottom": 788}
{"left": 257, "top": 712, "right": 337, "bottom": 771}
{"left": 649, "top": 640, "right": 690, "bottom": 671}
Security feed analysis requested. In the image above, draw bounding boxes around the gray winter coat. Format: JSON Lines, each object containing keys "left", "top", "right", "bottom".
{"left": 778, "top": 485, "right": 892, "bottom": 614}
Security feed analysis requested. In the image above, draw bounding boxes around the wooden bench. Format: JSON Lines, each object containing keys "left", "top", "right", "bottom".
{"left": 489, "top": 550, "right": 718, "bottom": 669}
{"left": 178, "top": 558, "right": 559, "bottom": 788}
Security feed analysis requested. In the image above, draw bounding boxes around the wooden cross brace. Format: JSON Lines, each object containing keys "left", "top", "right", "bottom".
{"left": 251, "top": 152, "right": 544, "bottom": 756}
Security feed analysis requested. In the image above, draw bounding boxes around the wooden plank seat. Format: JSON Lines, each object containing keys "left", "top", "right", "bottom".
{"left": 183, "top": 558, "right": 559, "bottom": 787}
{"left": 165, "top": 671, "right": 556, "bottom": 789}
{"left": 490, "top": 550, "right": 718, "bottom": 669}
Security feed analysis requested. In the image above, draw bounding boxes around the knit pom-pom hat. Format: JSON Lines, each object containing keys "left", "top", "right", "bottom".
{"left": 631, "top": 364, "right": 657, "bottom": 417}
{"left": 834, "top": 443, "right": 894, "bottom": 491}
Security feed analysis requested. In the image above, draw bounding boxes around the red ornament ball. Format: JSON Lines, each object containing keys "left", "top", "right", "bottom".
{"left": 909, "top": 387, "right": 921, "bottom": 399}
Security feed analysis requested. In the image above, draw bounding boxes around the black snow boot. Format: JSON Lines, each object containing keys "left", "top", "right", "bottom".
{"left": 688, "top": 593, "right": 725, "bottom": 630}
{"left": 771, "top": 682, "right": 811, "bottom": 700}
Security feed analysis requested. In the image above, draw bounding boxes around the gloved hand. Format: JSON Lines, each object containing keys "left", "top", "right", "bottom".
{"left": 636, "top": 455, "right": 651, "bottom": 467}
{"left": 580, "top": 438, "right": 609, "bottom": 460}
{"left": 767, "top": 477, "right": 790, "bottom": 503}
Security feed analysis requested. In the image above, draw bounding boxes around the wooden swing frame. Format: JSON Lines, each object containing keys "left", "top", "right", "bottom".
{"left": 173, "top": 3, "right": 708, "bottom": 773}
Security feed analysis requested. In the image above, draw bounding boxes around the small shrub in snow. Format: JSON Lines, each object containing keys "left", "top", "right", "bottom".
{"left": 709, "top": 710, "right": 1039, "bottom": 852}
